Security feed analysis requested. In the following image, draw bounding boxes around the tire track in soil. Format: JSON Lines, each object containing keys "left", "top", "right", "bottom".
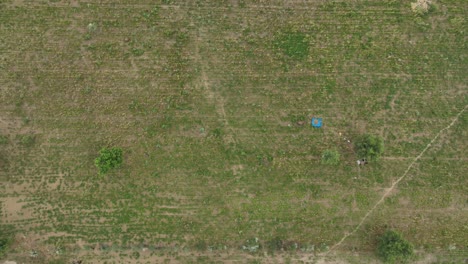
{"left": 193, "top": 29, "right": 236, "bottom": 145}
{"left": 318, "top": 105, "right": 467, "bottom": 258}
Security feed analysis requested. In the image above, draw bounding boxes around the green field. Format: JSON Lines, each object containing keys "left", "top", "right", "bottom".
{"left": 0, "top": 0, "right": 467, "bottom": 263}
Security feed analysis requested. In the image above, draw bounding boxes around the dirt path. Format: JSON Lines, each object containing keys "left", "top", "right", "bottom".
{"left": 193, "top": 29, "right": 236, "bottom": 145}
{"left": 389, "top": 90, "right": 400, "bottom": 111}
{"left": 319, "top": 105, "right": 467, "bottom": 257}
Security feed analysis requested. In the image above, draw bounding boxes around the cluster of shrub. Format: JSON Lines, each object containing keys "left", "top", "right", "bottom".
{"left": 322, "top": 134, "right": 384, "bottom": 165}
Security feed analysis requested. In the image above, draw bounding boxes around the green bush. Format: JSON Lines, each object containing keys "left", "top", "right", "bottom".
{"left": 321, "top": 149, "right": 340, "bottom": 165}
{"left": 377, "top": 230, "right": 414, "bottom": 263}
{"left": 94, "top": 147, "right": 123, "bottom": 174}
{"left": 354, "top": 134, "right": 384, "bottom": 161}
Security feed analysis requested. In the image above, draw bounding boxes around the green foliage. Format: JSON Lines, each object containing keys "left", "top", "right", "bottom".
{"left": 94, "top": 147, "right": 123, "bottom": 175}
{"left": 354, "top": 134, "right": 384, "bottom": 161}
{"left": 193, "top": 240, "right": 208, "bottom": 251}
{"left": 321, "top": 149, "right": 340, "bottom": 165}
{"left": 211, "top": 128, "right": 223, "bottom": 138}
{"left": 377, "top": 230, "right": 414, "bottom": 263}
{"left": 0, "top": 135, "right": 8, "bottom": 144}
{"left": 274, "top": 31, "right": 309, "bottom": 59}
{"left": 0, "top": 237, "right": 11, "bottom": 257}
{"left": 141, "top": 6, "right": 159, "bottom": 22}
{"left": 266, "top": 237, "right": 284, "bottom": 252}
{"left": 266, "top": 237, "right": 299, "bottom": 253}
{"left": 18, "top": 134, "right": 35, "bottom": 147}
{"left": 131, "top": 48, "right": 145, "bottom": 57}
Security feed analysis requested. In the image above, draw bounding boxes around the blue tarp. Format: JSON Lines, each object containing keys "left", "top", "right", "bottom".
{"left": 311, "top": 117, "right": 322, "bottom": 128}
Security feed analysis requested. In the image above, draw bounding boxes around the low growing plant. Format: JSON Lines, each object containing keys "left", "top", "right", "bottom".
{"left": 94, "top": 147, "right": 123, "bottom": 175}
{"left": 0, "top": 135, "right": 8, "bottom": 144}
{"left": 242, "top": 237, "right": 261, "bottom": 253}
{"left": 321, "top": 149, "right": 340, "bottom": 165}
{"left": 18, "top": 134, "right": 35, "bottom": 147}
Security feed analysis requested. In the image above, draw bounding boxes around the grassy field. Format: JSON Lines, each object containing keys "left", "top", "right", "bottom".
{"left": 0, "top": 0, "right": 467, "bottom": 263}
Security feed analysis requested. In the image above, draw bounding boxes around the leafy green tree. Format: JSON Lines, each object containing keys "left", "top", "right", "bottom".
{"left": 94, "top": 147, "right": 123, "bottom": 174}
{"left": 354, "top": 134, "right": 384, "bottom": 161}
{"left": 321, "top": 149, "right": 340, "bottom": 165}
{"left": 377, "top": 230, "right": 414, "bottom": 263}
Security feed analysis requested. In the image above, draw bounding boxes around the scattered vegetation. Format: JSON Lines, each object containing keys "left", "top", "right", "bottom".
{"left": 377, "top": 230, "right": 414, "bottom": 263}
{"left": 0, "top": 0, "right": 466, "bottom": 262}
{"left": 274, "top": 31, "right": 309, "bottom": 59}
{"left": 211, "top": 128, "right": 223, "bottom": 138}
{"left": 242, "top": 237, "right": 261, "bottom": 253}
{"left": 0, "top": 235, "right": 12, "bottom": 258}
{"left": 266, "top": 237, "right": 300, "bottom": 253}
{"left": 94, "top": 147, "right": 123, "bottom": 175}
{"left": 193, "top": 240, "right": 208, "bottom": 251}
{"left": 355, "top": 134, "right": 384, "bottom": 161}
{"left": 411, "top": 0, "right": 433, "bottom": 15}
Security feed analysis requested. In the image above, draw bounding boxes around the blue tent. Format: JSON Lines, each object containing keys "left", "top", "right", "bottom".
{"left": 311, "top": 117, "right": 322, "bottom": 128}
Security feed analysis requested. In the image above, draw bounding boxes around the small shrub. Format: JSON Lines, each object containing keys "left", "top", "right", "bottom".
{"left": 266, "top": 237, "right": 284, "bottom": 252}
{"left": 18, "top": 135, "right": 35, "bottom": 147}
{"left": 242, "top": 237, "right": 261, "bottom": 253}
{"left": 354, "top": 134, "right": 384, "bottom": 161}
{"left": 131, "top": 251, "right": 140, "bottom": 259}
{"left": 82, "top": 86, "right": 93, "bottom": 94}
{"left": 321, "top": 149, "right": 340, "bottom": 165}
{"left": 289, "top": 114, "right": 306, "bottom": 124}
{"left": 85, "top": 22, "right": 98, "bottom": 40}
{"left": 194, "top": 240, "right": 207, "bottom": 251}
{"left": 0, "top": 135, "right": 8, "bottom": 144}
{"left": 266, "top": 237, "right": 300, "bottom": 253}
{"left": 87, "top": 22, "right": 98, "bottom": 33}
{"left": 211, "top": 128, "right": 223, "bottom": 138}
{"left": 22, "top": 116, "right": 30, "bottom": 125}
{"left": 131, "top": 48, "right": 145, "bottom": 57}
{"left": 377, "top": 230, "right": 414, "bottom": 263}
{"left": 94, "top": 147, "right": 123, "bottom": 175}
{"left": 128, "top": 99, "right": 142, "bottom": 111}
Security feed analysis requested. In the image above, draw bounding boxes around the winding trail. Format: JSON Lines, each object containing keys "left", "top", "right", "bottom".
{"left": 193, "top": 29, "right": 236, "bottom": 144}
